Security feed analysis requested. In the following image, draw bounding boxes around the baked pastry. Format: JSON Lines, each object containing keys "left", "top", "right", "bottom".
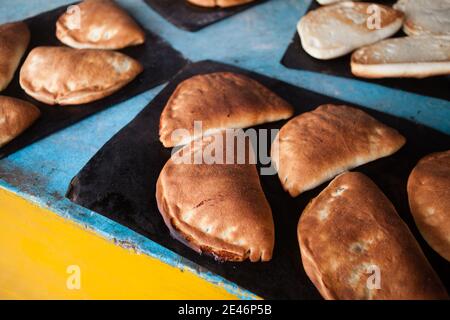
{"left": 159, "top": 72, "right": 293, "bottom": 148}
{"left": 56, "top": 0, "right": 145, "bottom": 50}
{"left": 0, "top": 96, "right": 40, "bottom": 148}
{"left": 317, "top": 0, "right": 360, "bottom": 4}
{"left": 408, "top": 150, "right": 450, "bottom": 262}
{"left": 187, "top": 0, "right": 255, "bottom": 8}
{"left": 394, "top": 0, "right": 450, "bottom": 36}
{"left": 298, "top": 172, "right": 448, "bottom": 300}
{"left": 351, "top": 36, "right": 450, "bottom": 79}
{"left": 156, "top": 130, "right": 275, "bottom": 262}
{"left": 271, "top": 104, "right": 406, "bottom": 197}
{"left": 298, "top": 1, "right": 404, "bottom": 59}
{"left": 19, "top": 47, "right": 143, "bottom": 105}
{"left": 0, "top": 21, "right": 30, "bottom": 92}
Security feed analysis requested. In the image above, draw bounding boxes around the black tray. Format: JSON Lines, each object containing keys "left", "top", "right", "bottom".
{"left": 281, "top": 0, "right": 450, "bottom": 101}
{"left": 66, "top": 60, "right": 450, "bottom": 299}
{"left": 0, "top": 3, "right": 188, "bottom": 159}
{"left": 144, "top": 0, "right": 267, "bottom": 31}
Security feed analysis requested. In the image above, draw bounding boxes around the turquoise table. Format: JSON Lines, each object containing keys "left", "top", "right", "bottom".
{"left": 0, "top": 0, "right": 449, "bottom": 299}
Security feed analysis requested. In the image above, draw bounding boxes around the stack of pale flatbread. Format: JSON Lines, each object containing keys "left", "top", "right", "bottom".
{"left": 0, "top": 0, "right": 145, "bottom": 148}
{"left": 154, "top": 69, "right": 449, "bottom": 299}
{"left": 298, "top": 0, "right": 450, "bottom": 79}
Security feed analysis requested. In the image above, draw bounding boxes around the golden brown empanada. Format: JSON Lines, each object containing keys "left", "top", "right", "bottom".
{"left": 272, "top": 104, "right": 406, "bottom": 197}
{"left": 298, "top": 172, "right": 448, "bottom": 300}
{"left": 19, "top": 47, "right": 143, "bottom": 105}
{"left": 187, "top": 0, "right": 255, "bottom": 8}
{"left": 0, "top": 21, "right": 30, "bottom": 92}
{"left": 156, "top": 130, "right": 275, "bottom": 262}
{"left": 408, "top": 150, "right": 450, "bottom": 262}
{"left": 0, "top": 96, "right": 40, "bottom": 147}
{"left": 56, "top": 0, "right": 145, "bottom": 50}
{"left": 159, "top": 72, "right": 294, "bottom": 147}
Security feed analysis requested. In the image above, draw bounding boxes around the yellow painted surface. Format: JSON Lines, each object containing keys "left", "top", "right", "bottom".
{"left": 0, "top": 188, "right": 238, "bottom": 300}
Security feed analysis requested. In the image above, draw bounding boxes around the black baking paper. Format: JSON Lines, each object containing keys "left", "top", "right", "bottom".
{"left": 0, "top": 3, "right": 188, "bottom": 159}
{"left": 281, "top": 1, "right": 450, "bottom": 101}
{"left": 144, "top": 0, "right": 267, "bottom": 32}
{"left": 66, "top": 61, "right": 450, "bottom": 299}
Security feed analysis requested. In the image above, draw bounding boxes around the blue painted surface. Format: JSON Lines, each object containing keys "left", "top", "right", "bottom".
{"left": 0, "top": 0, "right": 449, "bottom": 299}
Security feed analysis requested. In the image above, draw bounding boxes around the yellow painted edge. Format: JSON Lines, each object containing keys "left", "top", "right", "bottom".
{"left": 0, "top": 187, "right": 239, "bottom": 300}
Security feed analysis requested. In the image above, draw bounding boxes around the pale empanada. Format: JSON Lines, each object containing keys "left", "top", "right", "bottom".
{"left": 187, "top": 0, "right": 255, "bottom": 8}
{"left": 159, "top": 72, "right": 294, "bottom": 148}
{"left": 19, "top": 47, "right": 143, "bottom": 105}
{"left": 271, "top": 104, "right": 406, "bottom": 197}
{"left": 0, "top": 21, "right": 30, "bottom": 92}
{"left": 408, "top": 150, "right": 450, "bottom": 262}
{"left": 0, "top": 96, "right": 40, "bottom": 148}
{"left": 56, "top": 0, "right": 145, "bottom": 50}
{"left": 156, "top": 131, "right": 275, "bottom": 262}
{"left": 298, "top": 172, "right": 448, "bottom": 300}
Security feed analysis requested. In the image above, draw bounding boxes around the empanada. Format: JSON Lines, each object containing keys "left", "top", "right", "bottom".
{"left": 408, "top": 150, "right": 450, "bottom": 262}
{"left": 156, "top": 130, "right": 275, "bottom": 262}
{"left": 316, "top": 0, "right": 360, "bottom": 4}
{"left": 298, "top": 172, "right": 448, "bottom": 300}
{"left": 159, "top": 72, "right": 294, "bottom": 147}
{"left": 56, "top": 0, "right": 145, "bottom": 50}
{"left": 19, "top": 47, "right": 143, "bottom": 105}
{"left": 0, "top": 21, "right": 30, "bottom": 92}
{"left": 0, "top": 96, "right": 40, "bottom": 148}
{"left": 271, "top": 104, "right": 406, "bottom": 197}
{"left": 187, "top": 0, "right": 255, "bottom": 8}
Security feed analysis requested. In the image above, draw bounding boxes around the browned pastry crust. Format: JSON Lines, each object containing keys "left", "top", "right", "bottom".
{"left": 159, "top": 72, "right": 294, "bottom": 147}
{"left": 298, "top": 172, "right": 448, "bottom": 300}
{"left": 187, "top": 0, "right": 255, "bottom": 8}
{"left": 0, "top": 21, "right": 30, "bottom": 92}
{"left": 0, "top": 96, "right": 40, "bottom": 148}
{"left": 56, "top": 0, "right": 145, "bottom": 50}
{"left": 271, "top": 104, "right": 406, "bottom": 197}
{"left": 156, "top": 131, "right": 275, "bottom": 262}
{"left": 19, "top": 47, "right": 143, "bottom": 105}
{"left": 408, "top": 150, "right": 450, "bottom": 262}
